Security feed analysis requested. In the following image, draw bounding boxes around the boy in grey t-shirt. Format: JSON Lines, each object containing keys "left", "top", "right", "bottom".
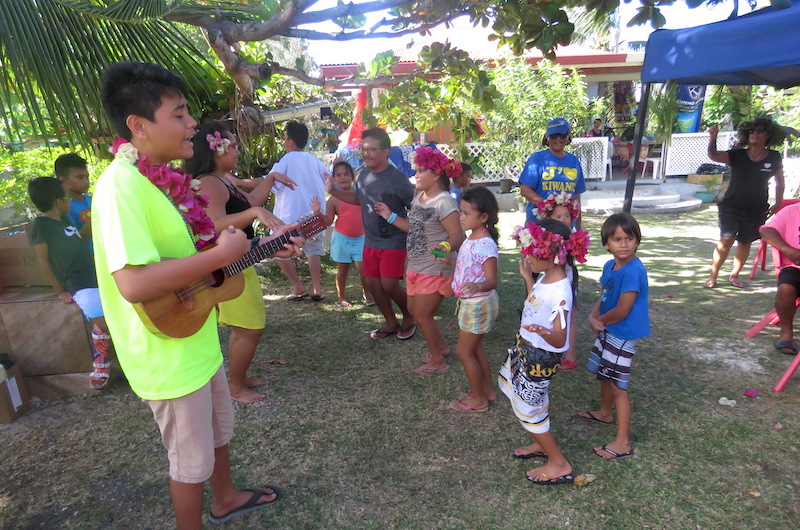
{"left": 326, "top": 128, "right": 416, "bottom": 340}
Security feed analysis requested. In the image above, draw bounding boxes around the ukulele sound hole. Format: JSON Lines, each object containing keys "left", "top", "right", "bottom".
{"left": 209, "top": 269, "right": 226, "bottom": 288}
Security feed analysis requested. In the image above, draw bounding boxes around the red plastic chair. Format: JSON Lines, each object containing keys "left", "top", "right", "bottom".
{"left": 750, "top": 199, "right": 800, "bottom": 279}
{"left": 744, "top": 214, "right": 800, "bottom": 392}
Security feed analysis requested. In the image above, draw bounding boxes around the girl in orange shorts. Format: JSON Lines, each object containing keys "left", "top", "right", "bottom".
{"left": 375, "top": 147, "right": 464, "bottom": 375}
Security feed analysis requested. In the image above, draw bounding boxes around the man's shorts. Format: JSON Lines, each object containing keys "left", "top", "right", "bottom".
{"left": 406, "top": 270, "right": 454, "bottom": 297}
{"left": 457, "top": 291, "right": 499, "bottom": 334}
{"left": 362, "top": 247, "right": 406, "bottom": 279}
{"left": 586, "top": 329, "right": 636, "bottom": 391}
{"left": 72, "top": 288, "right": 104, "bottom": 320}
{"left": 274, "top": 235, "right": 326, "bottom": 261}
{"left": 330, "top": 231, "right": 365, "bottom": 264}
{"left": 718, "top": 205, "right": 766, "bottom": 244}
{"left": 145, "top": 366, "right": 234, "bottom": 483}
{"left": 778, "top": 266, "right": 800, "bottom": 291}
{"left": 217, "top": 267, "right": 266, "bottom": 330}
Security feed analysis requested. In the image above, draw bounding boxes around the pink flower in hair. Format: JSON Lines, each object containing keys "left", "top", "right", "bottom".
{"left": 414, "top": 146, "right": 462, "bottom": 180}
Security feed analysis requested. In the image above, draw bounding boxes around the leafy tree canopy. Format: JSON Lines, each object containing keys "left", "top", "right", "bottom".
{"left": 0, "top": 0, "right": 780, "bottom": 150}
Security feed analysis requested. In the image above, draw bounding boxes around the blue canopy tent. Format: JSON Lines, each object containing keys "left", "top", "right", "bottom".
{"left": 623, "top": 0, "right": 800, "bottom": 211}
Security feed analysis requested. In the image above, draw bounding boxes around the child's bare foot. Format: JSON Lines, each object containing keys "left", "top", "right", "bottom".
{"left": 513, "top": 442, "right": 545, "bottom": 459}
{"left": 525, "top": 462, "right": 573, "bottom": 483}
{"left": 593, "top": 442, "right": 634, "bottom": 460}
{"left": 245, "top": 376, "right": 267, "bottom": 388}
{"left": 231, "top": 387, "right": 266, "bottom": 403}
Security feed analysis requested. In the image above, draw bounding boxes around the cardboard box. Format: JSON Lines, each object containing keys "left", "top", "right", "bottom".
{"left": 687, "top": 173, "right": 723, "bottom": 186}
{"left": 0, "top": 363, "right": 31, "bottom": 423}
{"left": 0, "top": 224, "right": 50, "bottom": 288}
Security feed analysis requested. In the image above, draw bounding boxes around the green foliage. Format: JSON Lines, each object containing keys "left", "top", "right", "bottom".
{"left": 366, "top": 43, "right": 497, "bottom": 145}
{"left": 481, "top": 56, "right": 592, "bottom": 176}
{"left": 647, "top": 82, "right": 679, "bottom": 140}
{"left": 0, "top": 146, "right": 109, "bottom": 221}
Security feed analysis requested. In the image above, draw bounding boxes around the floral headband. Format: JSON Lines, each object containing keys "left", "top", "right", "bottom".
{"left": 207, "top": 131, "right": 231, "bottom": 155}
{"left": 414, "top": 146, "right": 462, "bottom": 180}
{"left": 511, "top": 222, "right": 590, "bottom": 265}
{"left": 536, "top": 192, "right": 580, "bottom": 220}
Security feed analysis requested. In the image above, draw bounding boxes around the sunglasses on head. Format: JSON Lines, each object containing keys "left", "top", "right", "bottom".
{"left": 747, "top": 127, "right": 768, "bottom": 134}
{"left": 548, "top": 133, "right": 567, "bottom": 139}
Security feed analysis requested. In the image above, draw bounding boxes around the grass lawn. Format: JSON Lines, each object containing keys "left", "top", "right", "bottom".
{"left": 2, "top": 205, "right": 799, "bottom": 528}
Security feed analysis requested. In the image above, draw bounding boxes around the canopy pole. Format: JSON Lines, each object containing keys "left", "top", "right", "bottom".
{"left": 624, "top": 83, "right": 652, "bottom": 213}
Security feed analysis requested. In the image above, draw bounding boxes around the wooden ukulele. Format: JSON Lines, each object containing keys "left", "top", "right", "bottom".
{"left": 134, "top": 213, "right": 326, "bottom": 338}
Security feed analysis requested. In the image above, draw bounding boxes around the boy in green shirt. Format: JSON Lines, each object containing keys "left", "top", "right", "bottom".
{"left": 94, "top": 61, "right": 303, "bottom": 528}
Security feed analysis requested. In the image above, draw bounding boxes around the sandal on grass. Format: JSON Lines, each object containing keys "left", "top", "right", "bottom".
{"left": 774, "top": 339, "right": 798, "bottom": 355}
{"left": 702, "top": 279, "right": 717, "bottom": 289}
{"left": 285, "top": 291, "right": 308, "bottom": 301}
{"left": 415, "top": 363, "right": 449, "bottom": 376}
{"left": 728, "top": 277, "right": 745, "bottom": 288}
{"left": 208, "top": 485, "right": 282, "bottom": 525}
{"left": 449, "top": 398, "right": 488, "bottom": 413}
{"left": 370, "top": 327, "right": 397, "bottom": 339}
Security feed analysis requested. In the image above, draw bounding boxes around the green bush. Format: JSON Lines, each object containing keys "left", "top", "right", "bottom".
{"left": 0, "top": 147, "right": 109, "bottom": 224}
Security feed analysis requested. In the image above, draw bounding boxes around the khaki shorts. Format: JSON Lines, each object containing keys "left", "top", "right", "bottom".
{"left": 145, "top": 366, "right": 234, "bottom": 483}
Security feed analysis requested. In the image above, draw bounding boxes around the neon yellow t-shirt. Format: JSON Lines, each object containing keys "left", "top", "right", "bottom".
{"left": 93, "top": 158, "right": 222, "bottom": 400}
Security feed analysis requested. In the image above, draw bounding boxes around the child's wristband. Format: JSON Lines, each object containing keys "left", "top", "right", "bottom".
{"left": 439, "top": 241, "right": 451, "bottom": 253}
{"left": 387, "top": 212, "right": 398, "bottom": 224}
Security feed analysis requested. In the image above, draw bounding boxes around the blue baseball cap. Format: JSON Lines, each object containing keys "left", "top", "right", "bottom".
{"left": 546, "top": 118, "right": 570, "bottom": 136}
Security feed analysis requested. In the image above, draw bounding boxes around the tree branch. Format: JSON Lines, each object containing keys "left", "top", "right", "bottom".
{"left": 167, "top": 0, "right": 317, "bottom": 42}
{"left": 285, "top": 18, "right": 457, "bottom": 41}
{"left": 293, "top": 0, "right": 412, "bottom": 25}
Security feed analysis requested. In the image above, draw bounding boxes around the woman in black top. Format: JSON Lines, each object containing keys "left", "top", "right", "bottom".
{"left": 186, "top": 122, "right": 294, "bottom": 403}
{"left": 703, "top": 117, "right": 786, "bottom": 289}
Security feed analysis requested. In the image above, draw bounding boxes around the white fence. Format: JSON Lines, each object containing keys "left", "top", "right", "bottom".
{"left": 437, "top": 137, "right": 610, "bottom": 183}
{"left": 664, "top": 131, "right": 738, "bottom": 176}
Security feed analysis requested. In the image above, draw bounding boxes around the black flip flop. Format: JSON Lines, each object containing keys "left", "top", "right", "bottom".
{"left": 208, "top": 485, "right": 282, "bottom": 524}
{"left": 513, "top": 451, "right": 547, "bottom": 460}
{"left": 579, "top": 410, "right": 615, "bottom": 425}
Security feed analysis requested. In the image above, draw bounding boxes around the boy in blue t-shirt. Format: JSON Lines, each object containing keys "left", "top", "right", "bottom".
{"left": 55, "top": 153, "right": 93, "bottom": 251}
{"left": 27, "top": 177, "right": 112, "bottom": 389}
{"left": 579, "top": 212, "right": 650, "bottom": 461}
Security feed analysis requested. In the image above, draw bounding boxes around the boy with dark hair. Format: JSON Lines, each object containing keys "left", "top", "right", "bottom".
{"left": 325, "top": 127, "right": 416, "bottom": 340}
{"left": 579, "top": 212, "right": 649, "bottom": 461}
{"left": 27, "top": 177, "right": 112, "bottom": 389}
{"left": 270, "top": 120, "right": 328, "bottom": 300}
{"left": 54, "top": 153, "right": 93, "bottom": 245}
{"left": 95, "top": 61, "right": 301, "bottom": 527}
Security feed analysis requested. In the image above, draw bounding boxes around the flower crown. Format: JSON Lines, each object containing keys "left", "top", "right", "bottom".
{"left": 511, "top": 222, "right": 590, "bottom": 265}
{"left": 536, "top": 192, "right": 580, "bottom": 220}
{"left": 207, "top": 131, "right": 231, "bottom": 156}
{"left": 414, "top": 146, "right": 462, "bottom": 180}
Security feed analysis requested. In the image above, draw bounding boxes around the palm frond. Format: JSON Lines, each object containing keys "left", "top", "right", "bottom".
{"left": 56, "top": 0, "right": 263, "bottom": 23}
{"left": 0, "top": 0, "right": 226, "bottom": 151}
